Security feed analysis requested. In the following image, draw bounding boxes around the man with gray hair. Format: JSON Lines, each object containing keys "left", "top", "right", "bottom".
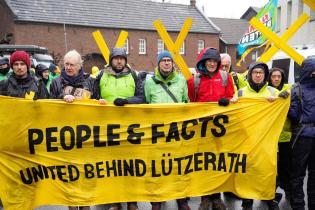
{"left": 50, "top": 49, "right": 94, "bottom": 103}
{"left": 220, "top": 53, "right": 246, "bottom": 91}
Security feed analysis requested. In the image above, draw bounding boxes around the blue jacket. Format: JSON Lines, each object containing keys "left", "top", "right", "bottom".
{"left": 288, "top": 57, "right": 315, "bottom": 137}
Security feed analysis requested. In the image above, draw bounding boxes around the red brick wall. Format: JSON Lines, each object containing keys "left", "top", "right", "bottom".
{"left": 0, "top": 2, "right": 15, "bottom": 44}
{"left": 11, "top": 22, "right": 219, "bottom": 72}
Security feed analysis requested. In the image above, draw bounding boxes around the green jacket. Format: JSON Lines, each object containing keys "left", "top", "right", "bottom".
{"left": 94, "top": 66, "right": 144, "bottom": 104}
{"left": 0, "top": 69, "right": 12, "bottom": 81}
{"left": 145, "top": 68, "right": 188, "bottom": 103}
{"left": 230, "top": 71, "right": 247, "bottom": 92}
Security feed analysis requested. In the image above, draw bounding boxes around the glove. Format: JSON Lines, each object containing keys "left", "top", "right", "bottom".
{"left": 114, "top": 98, "right": 128, "bottom": 106}
{"left": 218, "top": 98, "right": 230, "bottom": 106}
{"left": 278, "top": 90, "right": 290, "bottom": 99}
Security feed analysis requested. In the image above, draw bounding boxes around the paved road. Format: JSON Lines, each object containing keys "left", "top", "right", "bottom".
{"left": 0, "top": 190, "right": 294, "bottom": 210}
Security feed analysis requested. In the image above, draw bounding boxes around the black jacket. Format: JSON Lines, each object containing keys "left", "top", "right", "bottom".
{"left": 0, "top": 73, "right": 49, "bottom": 99}
{"left": 50, "top": 73, "right": 94, "bottom": 99}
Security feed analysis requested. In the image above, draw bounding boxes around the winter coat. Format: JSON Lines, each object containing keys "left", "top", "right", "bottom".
{"left": 238, "top": 82, "right": 279, "bottom": 98}
{"left": 0, "top": 69, "right": 12, "bottom": 81}
{"left": 187, "top": 70, "right": 235, "bottom": 102}
{"left": 145, "top": 68, "right": 188, "bottom": 103}
{"left": 0, "top": 73, "right": 49, "bottom": 99}
{"left": 50, "top": 69, "right": 94, "bottom": 99}
{"left": 288, "top": 57, "right": 315, "bottom": 138}
{"left": 93, "top": 65, "right": 144, "bottom": 104}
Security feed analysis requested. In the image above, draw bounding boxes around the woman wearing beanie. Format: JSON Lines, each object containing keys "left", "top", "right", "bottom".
{"left": 0, "top": 50, "right": 49, "bottom": 99}
{"left": 50, "top": 50, "right": 94, "bottom": 104}
{"left": 35, "top": 64, "right": 52, "bottom": 93}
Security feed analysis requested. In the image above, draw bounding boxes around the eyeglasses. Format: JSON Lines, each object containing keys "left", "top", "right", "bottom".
{"left": 64, "top": 63, "right": 78, "bottom": 68}
{"left": 160, "top": 59, "right": 172, "bottom": 63}
{"left": 252, "top": 71, "right": 265, "bottom": 75}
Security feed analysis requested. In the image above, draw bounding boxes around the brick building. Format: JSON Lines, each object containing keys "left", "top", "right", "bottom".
{"left": 0, "top": 0, "right": 220, "bottom": 73}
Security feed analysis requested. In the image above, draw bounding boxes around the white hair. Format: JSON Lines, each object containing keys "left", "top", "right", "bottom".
{"left": 64, "top": 50, "right": 83, "bottom": 67}
{"left": 220, "top": 53, "right": 231, "bottom": 63}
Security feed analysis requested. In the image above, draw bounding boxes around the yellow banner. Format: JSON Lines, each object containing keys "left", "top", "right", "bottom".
{"left": 0, "top": 96, "right": 289, "bottom": 209}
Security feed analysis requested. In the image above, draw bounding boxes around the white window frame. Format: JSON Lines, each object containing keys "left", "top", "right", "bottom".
{"left": 139, "top": 39, "right": 146, "bottom": 55}
{"left": 198, "top": 40, "right": 205, "bottom": 54}
{"left": 124, "top": 38, "right": 129, "bottom": 54}
{"left": 179, "top": 42, "right": 185, "bottom": 55}
{"left": 157, "top": 39, "right": 164, "bottom": 54}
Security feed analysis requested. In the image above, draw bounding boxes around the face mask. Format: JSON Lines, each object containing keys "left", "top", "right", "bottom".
{"left": 0, "top": 66, "right": 10, "bottom": 75}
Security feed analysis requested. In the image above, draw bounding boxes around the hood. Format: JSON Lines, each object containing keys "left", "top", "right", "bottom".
{"left": 268, "top": 67, "right": 286, "bottom": 91}
{"left": 299, "top": 57, "right": 315, "bottom": 85}
{"left": 109, "top": 48, "right": 127, "bottom": 66}
{"left": 248, "top": 62, "right": 269, "bottom": 92}
{"left": 196, "top": 47, "right": 221, "bottom": 74}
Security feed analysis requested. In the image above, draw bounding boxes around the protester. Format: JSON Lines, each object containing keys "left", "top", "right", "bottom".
{"left": 232, "top": 62, "right": 284, "bottom": 210}
{"left": 35, "top": 64, "right": 52, "bottom": 92}
{"left": 187, "top": 47, "right": 234, "bottom": 107}
{"left": 50, "top": 50, "right": 94, "bottom": 104}
{"left": 187, "top": 47, "right": 234, "bottom": 210}
{"left": 49, "top": 63, "right": 61, "bottom": 79}
{"left": 0, "top": 56, "right": 11, "bottom": 81}
{"left": 220, "top": 53, "right": 247, "bottom": 91}
{"left": 145, "top": 50, "right": 190, "bottom": 210}
{"left": 93, "top": 47, "right": 144, "bottom": 210}
{"left": 0, "top": 51, "right": 48, "bottom": 99}
{"left": 93, "top": 47, "right": 144, "bottom": 107}
{"left": 288, "top": 56, "right": 315, "bottom": 210}
{"left": 268, "top": 67, "right": 292, "bottom": 198}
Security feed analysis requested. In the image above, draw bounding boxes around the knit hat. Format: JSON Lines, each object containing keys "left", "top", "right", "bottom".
{"left": 157, "top": 51, "right": 173, "bottom": 64}
{"left": 49, "top": 63, "right": 57, "bottom": 73}
{"left": 0, "top": 57, "right": 9, "bottom": 65}
{"left": 35, "top": 64, "right": 49, "bottom": 77}
{"left": 10, "top": 51, "right": 31, "bottom": 69}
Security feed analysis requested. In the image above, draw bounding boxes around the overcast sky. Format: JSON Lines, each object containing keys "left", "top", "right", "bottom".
{"left": 153, "top": 0, "right": 270, "bottom": 18}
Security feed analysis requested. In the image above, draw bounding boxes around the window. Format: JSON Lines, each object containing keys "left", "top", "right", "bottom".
{"left": 124, "top": 39, "right": 129, "bottom": 54}
{"left": 198, "top": 40, "right": 205, "bottom": 54}
{"left": 139, "top": 39, "right": 146, "bottom": 54}
{"left": 276, "top": 6, "right": 281, "bottom": 32}
{"left": 157, "top": 39, "right": 164, "bottom": 54}
{"left": 179, "top": 42, "right": 185, "bottom": 55}
{"left": 287, "top": 1, "right": 292, "bottom": 28}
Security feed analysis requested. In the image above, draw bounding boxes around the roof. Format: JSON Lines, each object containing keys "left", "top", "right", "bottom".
{"left": 4, "top": 0, "right": 220, "bottom": 34}
{"left": 240, "top": 6, "right": 260, "bottom": 20}
{"left": 210, "top": 17, "right": 248, "bottom": 45}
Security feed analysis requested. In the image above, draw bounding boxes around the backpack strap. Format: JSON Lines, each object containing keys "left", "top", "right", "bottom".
{"left": 152, "top": 76, "right": 178, "bottom": 103}
{"left": 231, "top": 72, "right": 240, "bottom": 90}
{"left": 219, "top": 70, "right": 228, "bottom": 87}
{"left": 193, "top": 73, "right": 201, "bottom": 102}
{"left": 295, "top": 82, "right": 303, "bottom": 124}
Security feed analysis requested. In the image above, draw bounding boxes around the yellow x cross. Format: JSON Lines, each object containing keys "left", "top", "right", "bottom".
{"left": 250, "top": 17, "right": 305, "bottom": 65}
{"left": 153, "top": 17, "right": 193, "bottom": 80}
{"left": 258, "top": 13, "right": 310, "bottom": 63}
{"left": 304, "top": 0, "right": 315, "bottom": 11}
{"left": 92, "top": 30, "right": 128, "bottom": 64}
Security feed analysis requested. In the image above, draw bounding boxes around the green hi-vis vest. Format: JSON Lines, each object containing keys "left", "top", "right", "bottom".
{"left": 99, "top": 72, "right": 135, "bottom": 102}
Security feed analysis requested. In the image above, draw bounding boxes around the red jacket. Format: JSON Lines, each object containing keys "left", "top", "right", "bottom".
{"left": 187, "top": 70, "right": 235, "bottom": 102}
